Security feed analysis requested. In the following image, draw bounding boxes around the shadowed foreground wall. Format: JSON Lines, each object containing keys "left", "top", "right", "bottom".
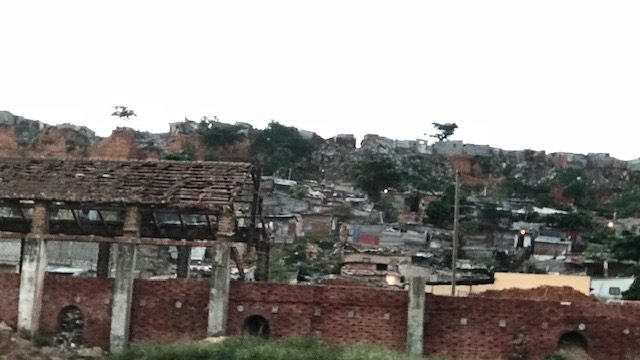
{"left": 1, "top": 273, "right": 639, "bottom": 360}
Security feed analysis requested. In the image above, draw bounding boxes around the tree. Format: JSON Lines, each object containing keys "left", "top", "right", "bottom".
{"left": 111, "top": 106, "right": 137, "bottom": 120}
{"left": 611, "top": 232, "right": 640, "bottom": 261}
{"left": 197, "top": 119, "right": 245, "bottom": 148}
{"left": 543, "top": 212, "right": 593, "bottom": 231}
{"left": 351, "top": 153, "right": 403, "bottom": 201}
{"left": 430, "top": 122, "right": 458, "bottom": 141}
{"left": 623, "top": 277, "right": 640, "bottom": 300}
{"left": 251, "top": 121, "right": 316, "bottom": 176}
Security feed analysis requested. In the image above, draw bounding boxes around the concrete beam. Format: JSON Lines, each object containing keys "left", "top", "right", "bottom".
{"left": 109, "top": 207, "right": 139, "bottom": 352}
{"left": 407, "top": 276, "right": 426, "bottom": 355}
{"left": 17, "top": 202, "right": 49, "bottom": 334}
{"left": 208, "top": 242, "right": 230, "bottom": 337}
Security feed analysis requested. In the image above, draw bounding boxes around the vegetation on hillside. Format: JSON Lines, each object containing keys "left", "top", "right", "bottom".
{"left": 161, "top": 143, "right": 197, "bottom": 161}
{"left": 270, "top": 237, "right": 341, "bottom": 283}
{"left": 350, "top": 153, "right": 403, "bottom": 200}
{"left": 197, "top": 120, "right": 246, "bottom": 148}
{"left": 251, "top": 121, "right": 317, "bottom": 177}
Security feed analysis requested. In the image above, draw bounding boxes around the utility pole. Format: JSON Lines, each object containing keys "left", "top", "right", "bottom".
{"left": 451, "top": 170, "right": 460, "bottom": 297}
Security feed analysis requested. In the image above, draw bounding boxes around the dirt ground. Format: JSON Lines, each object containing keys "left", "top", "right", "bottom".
{"left": 0, "top": 322, "right": 103, "bottom": 360}
{"left": 476, "top": 286, "right": 597, "bottom": 305}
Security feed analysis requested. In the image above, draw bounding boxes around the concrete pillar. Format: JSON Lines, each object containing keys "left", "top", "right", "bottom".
{"left": 18, "top": 202, "right": 49, "bottom": 334}
{"left": 176, "top": 246, "right": 191, "bottom": 278}
{"left": 407, "top": 276, "right": 426, "bottom": 355}
{"left": 97, "top": 243, "right": 111, "bottom": 278}
{"left": 207, "top": 242, "right": 230, "bottom": 337}
{"left": 110, "top": 207, "right": 139, "bottom": 352}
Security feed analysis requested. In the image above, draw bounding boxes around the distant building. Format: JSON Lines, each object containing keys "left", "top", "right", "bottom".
{"left": 591, "top": 277, "right": 635, "bottom": 300}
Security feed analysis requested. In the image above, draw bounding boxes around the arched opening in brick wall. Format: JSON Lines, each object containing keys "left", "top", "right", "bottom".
{"left": 558, "top": 331, "right": 588, "bottom": 352}
{"left": 55, "top": 305, "right": 85, "bottom": 347}
{"left": 243, "top": 315, "right": 270, "bottom": 338}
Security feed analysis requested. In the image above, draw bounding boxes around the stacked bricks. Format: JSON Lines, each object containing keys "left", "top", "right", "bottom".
{"left": 227, "top": 283, "right": 407, "bottom": 350}
{"left": 423, "top": 295, "right": 640, "bottom": 360}
{"left": 130, "top": 278, "right": 210, "bottom": 342}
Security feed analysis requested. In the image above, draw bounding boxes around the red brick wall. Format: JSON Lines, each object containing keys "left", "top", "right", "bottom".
{"left": 423, "top": 295, "right": 640, "bottom": 360}
{"left": 40, "top": 275, "right": 113, "bottom": 350}
{"left": 0, "top": 273, "right": 20, "bottom": 328}
{"left": 130, "top": 278, "right": 210, "bottom": 342}
{"left": 3, "top": 274, "right": 640, "bottom": 359}
{"left": 227, "top": 283, "right": 407, "bottom": 350}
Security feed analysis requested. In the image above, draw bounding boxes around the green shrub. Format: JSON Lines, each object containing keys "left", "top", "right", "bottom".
{"left": 539, "top": 354, "right": 566, "bottom": 360}
{"left": 109, "top": 337, "right": 426, "bottom": 360}
{"left": 31, "top": 333, "right": 54, "bottom": 348}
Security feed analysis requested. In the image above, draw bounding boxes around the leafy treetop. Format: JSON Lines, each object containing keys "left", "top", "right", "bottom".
{"left": 111, "top": 106, "right": 137, "bottom": 120}
{"left": 430, "top": 122, "right": 458, "bottom": 141}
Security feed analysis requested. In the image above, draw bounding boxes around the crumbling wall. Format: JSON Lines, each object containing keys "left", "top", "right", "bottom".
{"left": 88, "top": 128, "right": 160, "bottom": 160}
{"left": 39, "top": 275, "right": 113, "bottom": 350}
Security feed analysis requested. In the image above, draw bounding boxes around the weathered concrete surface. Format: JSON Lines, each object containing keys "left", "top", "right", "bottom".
{"left": 208, "top": 242, "right": 230, "bottom": 337}
{"left": 109, "top": 207, "right": 139, "bottom": 352}
{"left": 109, "top": 244, "right": 137, "bottom": 352}
{"left": 406, "top": 276, "right": 426, "bottom": 355}
{"left": 17, "top": 202, "right": 49, "bottom": 333}
{"left": 17, "top": 236, "right": 47, "bottom": 333}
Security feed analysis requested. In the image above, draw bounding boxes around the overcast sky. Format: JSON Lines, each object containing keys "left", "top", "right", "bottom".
{"left": 1, "top": 1, "right": 639, "bottom": 159}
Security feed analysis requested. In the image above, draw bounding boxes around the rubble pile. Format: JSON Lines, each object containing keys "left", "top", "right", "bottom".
{"left": 477, "top": 286, "right": 596, "bottom": 304}
{"left": 0, "top": 322, "right": 103, "bottom": 360}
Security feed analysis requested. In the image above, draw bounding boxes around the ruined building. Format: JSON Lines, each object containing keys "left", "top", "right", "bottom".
{"left": 0, "top": 157, "right": 263, "bottom": 350}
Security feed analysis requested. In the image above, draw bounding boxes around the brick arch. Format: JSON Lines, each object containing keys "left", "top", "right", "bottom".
{"left": 243, "top": 315, "right": 270, "bottom": 337}
{"left": 57, "top": 305, "right": 85, "bottom": 346}
{"left": 558, "top": 331, "right": 588, "bottom": 351}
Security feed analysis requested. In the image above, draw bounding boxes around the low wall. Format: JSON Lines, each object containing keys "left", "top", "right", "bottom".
{"left": 1, "top": 274, "right": 639, "bottom": 359}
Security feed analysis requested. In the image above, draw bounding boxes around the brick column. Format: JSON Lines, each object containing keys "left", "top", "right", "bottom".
{"left": 110, "top": 207, "right": 139, "bottom": 352}
{"left": 176, "top": 246, "right": 191, "bottom": 278}
{"left": 97, "top": 243, "right": 111, "bottom": 278}
{"left": 207, "top": 241, "right": 230, "bottom": 337}
{"left": 407, "top": 276, "right": 426, "bottom": 355}
{"left": 17, "top": 202, "right": 49, "bottom": 334}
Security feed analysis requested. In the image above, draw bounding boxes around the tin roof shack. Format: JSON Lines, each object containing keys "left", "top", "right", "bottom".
{"left": 533, "top": 235, "right": 572, "bottom": 257}
{"left": 564, "top": 256, "right": 637, "bottom": 278}
{"left": 265, "top": 214, "right": 302, "bottom": 244}
{"left": 341, "top": 250, "right": 408, "bottom": 283}
{"left": 302, "top": 213, "right": 336, "bottom": 237}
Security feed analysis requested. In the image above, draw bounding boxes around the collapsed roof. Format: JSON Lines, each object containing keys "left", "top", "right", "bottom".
{"left": 0, "top": 158, "right": 253, "bottom": 210}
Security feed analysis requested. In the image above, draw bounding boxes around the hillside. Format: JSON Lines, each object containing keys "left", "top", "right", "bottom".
{"left": 1, "top": 110, "right": 636, "bottom": 214}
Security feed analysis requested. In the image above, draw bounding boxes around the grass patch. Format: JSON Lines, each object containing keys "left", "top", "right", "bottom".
{"left": 109, "top": 337, "right": 425, "bottom": 360}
